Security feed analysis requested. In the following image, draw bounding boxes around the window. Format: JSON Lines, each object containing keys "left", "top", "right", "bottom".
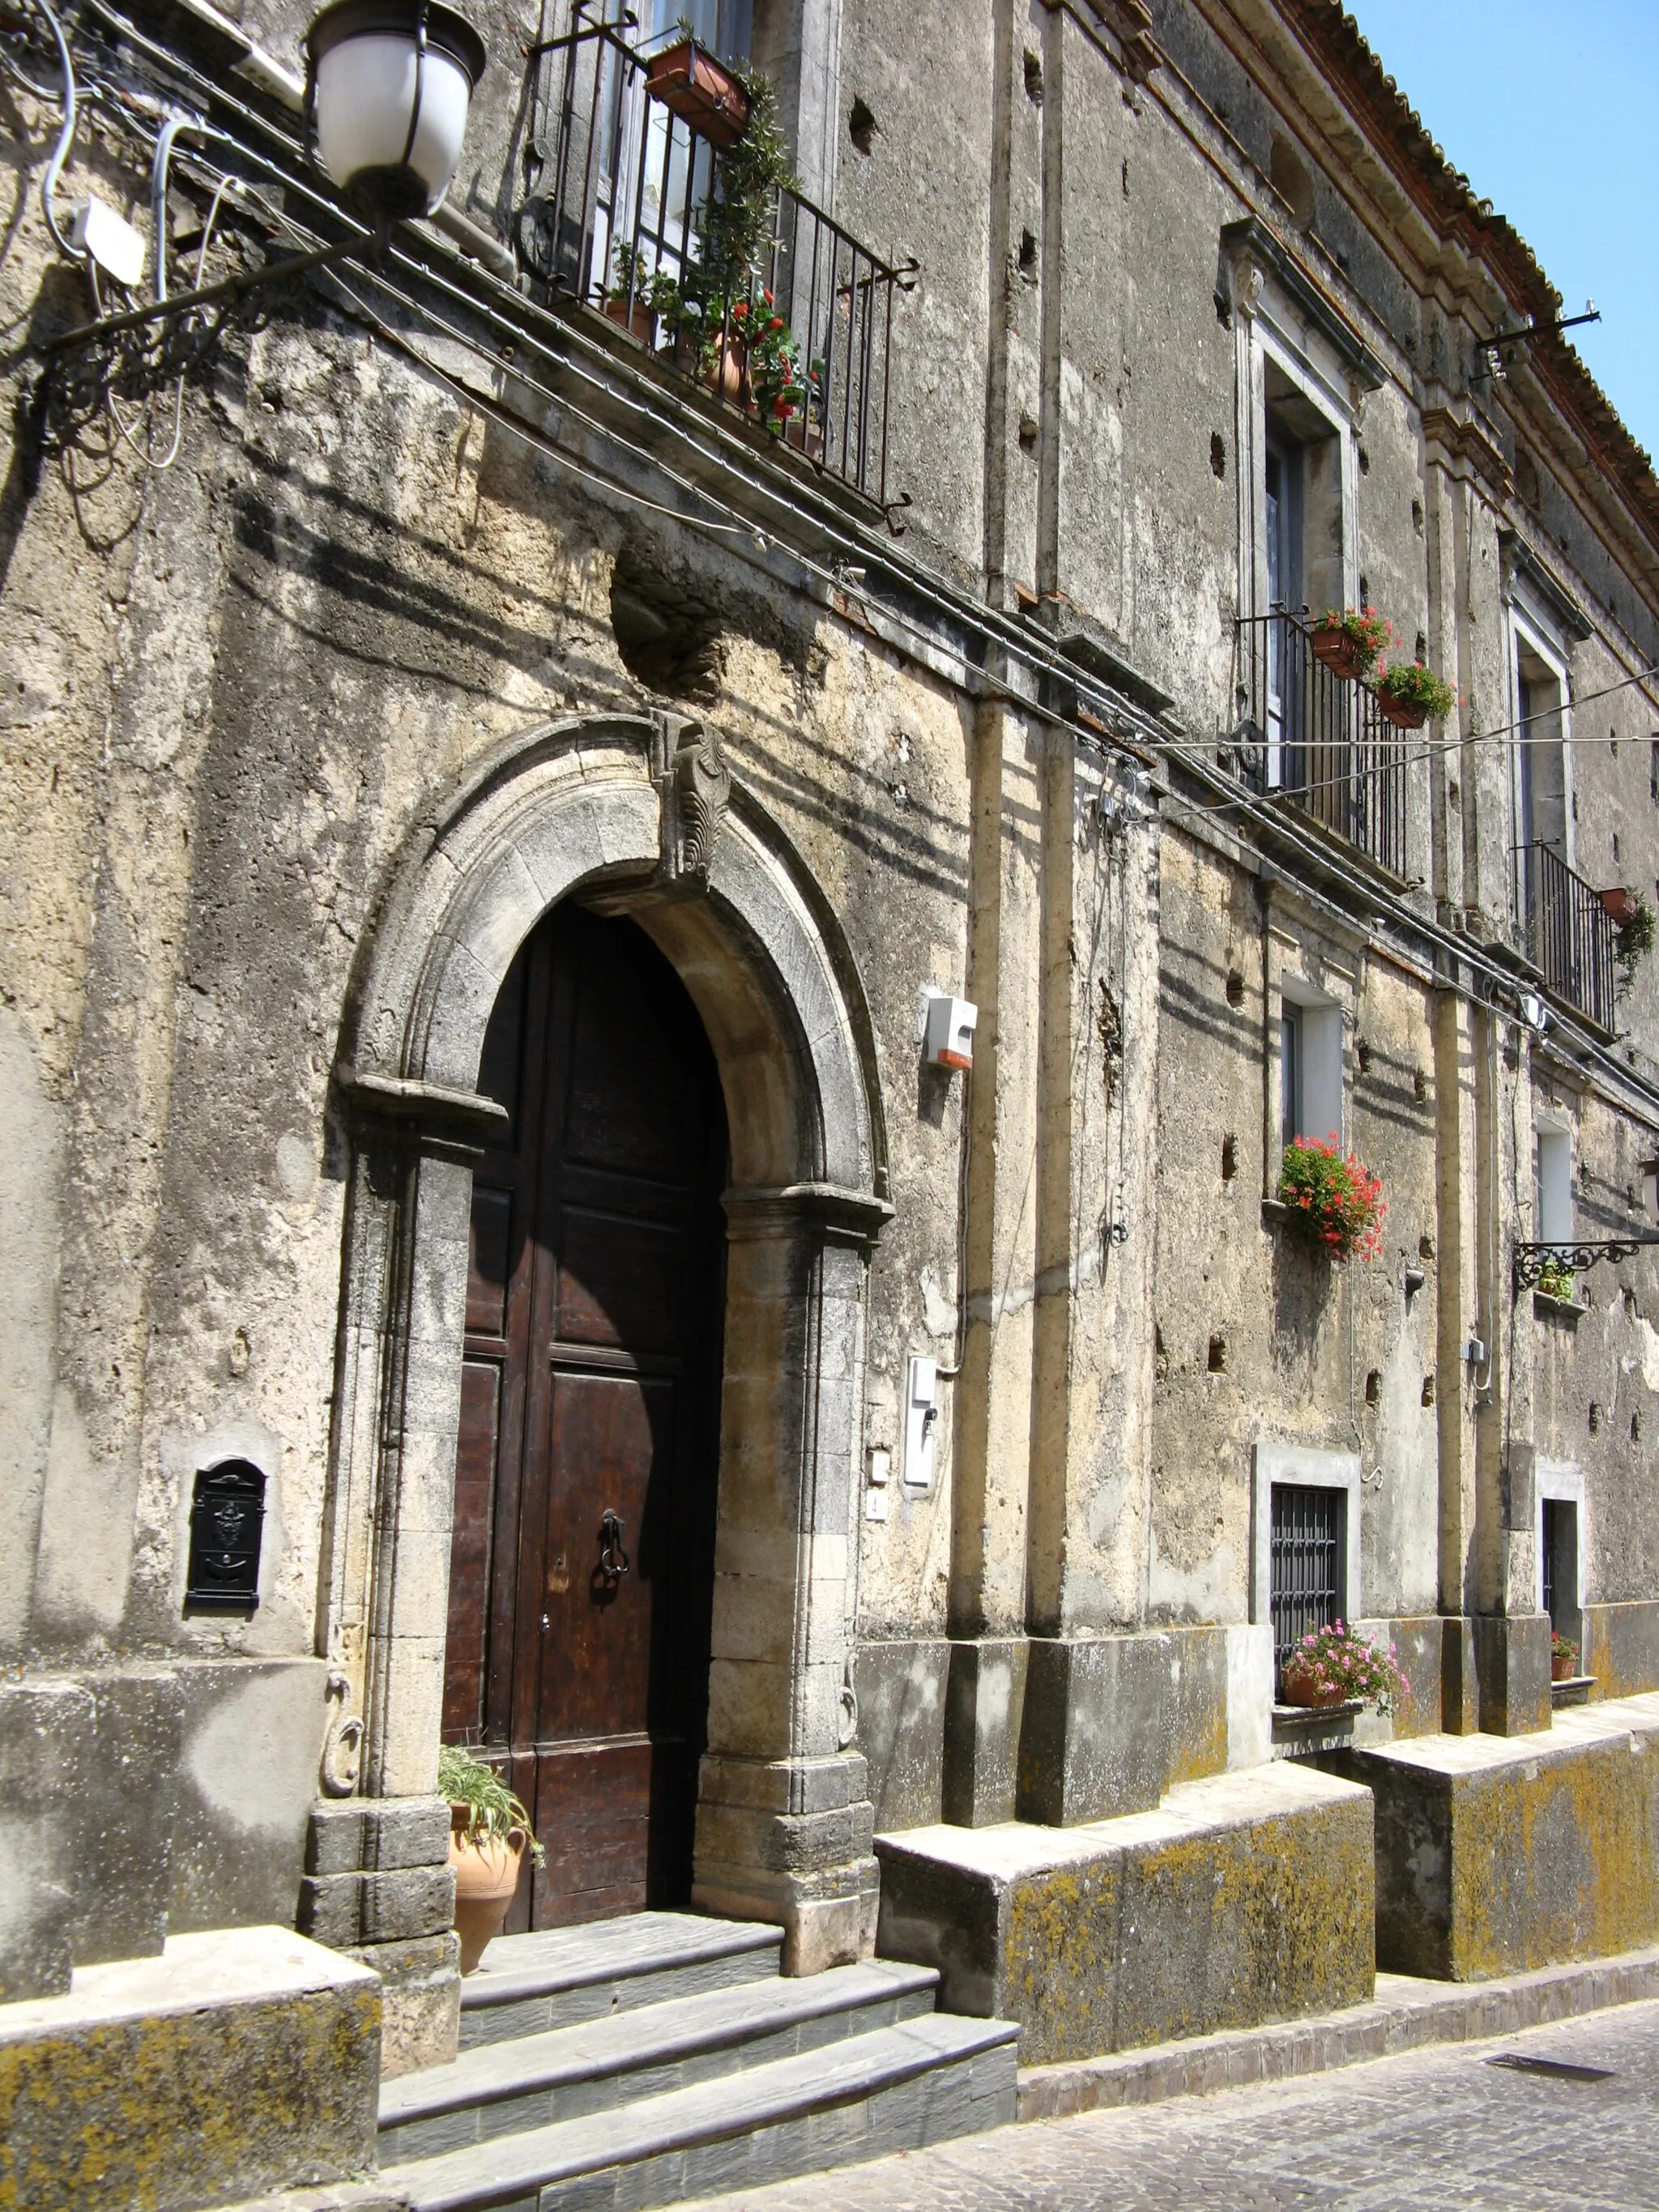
{"left": 1279, "top": 982, "right": 1343, "bottom": 1149}
{"left": 1536, "top": 1462, "right": 1584, "bottom": 1656}
{"left": 1516, "top": 642, "right": 1568, "bottom": 865}
{"left": 1535, "top": 1123, "right": 1572, "bottom": 1248}
{"left": 1269, "top": 1482, "right": 1346, "bottom": 1683}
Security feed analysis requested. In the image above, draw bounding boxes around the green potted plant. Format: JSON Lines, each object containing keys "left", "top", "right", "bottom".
{"left": 1281, "top": 1622, "right": 1409, "bottom": 1714}
{"left": 1375, "top": 658, "right": 1457, "bottom": 729}
{"left": 1614, "top": 890, "right": 1656, "bottom": 993}
{"left": 440, "top": 1744, "right": 545, "bottom": 1974}
{"left": 1536, "top": 1253, "right": 1579, "bottom": 1302}
{"left": 1551, "top": 1630, "right": 1580, "bottom": 1683}
{"left": 1277, "top": 1136, "right": 1387, "bottom": 1260}
{"left": 604, "top": 241, "right": 656, "bottom": 344}
{"left": 1310, "top": 606, "right": 1393, "bottom": 681}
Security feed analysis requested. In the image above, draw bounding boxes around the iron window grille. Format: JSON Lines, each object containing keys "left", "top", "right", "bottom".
{"left": 1269, "top": 1481, "right": 1346, "bottom": 1685}
{"left": 1515, "top": 840, "right": 1618, "bottom": 1032}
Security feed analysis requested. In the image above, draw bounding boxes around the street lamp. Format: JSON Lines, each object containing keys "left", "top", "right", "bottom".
{"left": 305, "top": 0, "right": 487, "bottom": 223}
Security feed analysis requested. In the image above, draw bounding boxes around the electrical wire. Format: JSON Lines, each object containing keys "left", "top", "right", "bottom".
{"left": 19, "top": 0, "right": 83, "bottom": 261}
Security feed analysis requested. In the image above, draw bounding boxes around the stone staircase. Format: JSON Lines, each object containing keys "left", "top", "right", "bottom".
{"left": 377, "top": 1911, "right": 1019, "bottom": 2210}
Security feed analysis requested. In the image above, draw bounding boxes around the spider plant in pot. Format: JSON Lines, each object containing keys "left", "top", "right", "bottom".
{"left": 440, "top": 1744, "right": 545, "bottom": 1973}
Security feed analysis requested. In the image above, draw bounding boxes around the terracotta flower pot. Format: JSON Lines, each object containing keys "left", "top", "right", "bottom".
{"left": 1376, "top": 690, "right": 1427, "bottom": 730}
{"left": 1279, "top": 1662, "right": 1348, "bottom": 1710}
{"left": 449, "top": 1808, "right": 527, "bottom": 1975}
{"left": 644, "top": 36, "right": 750, "bottom": 147}
{"left": 1550, "top": 1653, "right": 1578, "bottom": 1681}
{"left": 1311, "top": 629, "right": 1366, "bottom": 681}
{"left": 1600, "top": 887, "right": 1640, "bottom": 927}
{"left": 603, "top": 297, "right": 655, "bottom": 346}
{"left": 784, "top": 416, "right": 825, "bottom": 462}
{"left": 703, "top": 335, "right": 748, "bottom": 407}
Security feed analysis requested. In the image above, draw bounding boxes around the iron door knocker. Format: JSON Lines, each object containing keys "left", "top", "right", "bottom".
{"left": 598, "top": 1508, "right": 630, "bottom": 1581}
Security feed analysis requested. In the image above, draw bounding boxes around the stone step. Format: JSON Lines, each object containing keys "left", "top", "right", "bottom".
{"left": 382, "top": 2011, "right": 1019, "bottom": 2212}
{"left": 380, "top": 1958, "right": 940, "bottom": 2164}
{"left": 458, "top": 1913, "right": 783, "bottom": 2050}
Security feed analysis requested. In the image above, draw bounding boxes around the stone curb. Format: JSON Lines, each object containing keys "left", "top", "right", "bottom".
{"left": 1017, "top": 1943, "right": 1659, "bottom": 2121}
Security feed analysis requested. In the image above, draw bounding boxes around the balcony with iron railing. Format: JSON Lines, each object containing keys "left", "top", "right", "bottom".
{"left": 516, "top": 11, "right": 913, "bottom": 515}
{"left": 1233, "top": 611, "right": 1410, "bottom": 878}
{"left": 1516, "top": 841, "right": 1619, "bottom": 1030}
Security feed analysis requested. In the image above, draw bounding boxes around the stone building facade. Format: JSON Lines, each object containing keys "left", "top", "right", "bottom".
{"left": 6, "top": 0, "right": 1659, "bottom": 2185}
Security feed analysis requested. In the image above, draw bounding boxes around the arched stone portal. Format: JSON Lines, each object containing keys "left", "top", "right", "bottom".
{"left": 317, "top": 713, "right": 892, "bottom": 1983}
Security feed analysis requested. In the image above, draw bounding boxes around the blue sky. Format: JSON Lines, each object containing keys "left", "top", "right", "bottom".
{"left": 1342, "top": 1, "right": 1659, "bottom": 463}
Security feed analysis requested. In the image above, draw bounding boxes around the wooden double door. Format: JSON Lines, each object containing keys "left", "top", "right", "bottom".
{"left": 441, "top": 902, "right": 727, "bottom": 1928}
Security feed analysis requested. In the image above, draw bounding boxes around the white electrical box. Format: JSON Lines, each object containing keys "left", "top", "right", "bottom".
{"left": 903, "top": 1356, "right": 937, "bottom": 1491}
{"left": 70, "top": 197, "right": 147, "bottom": 290}
{"left": 919, "top": 990, "right": 978, "bottom": 1072}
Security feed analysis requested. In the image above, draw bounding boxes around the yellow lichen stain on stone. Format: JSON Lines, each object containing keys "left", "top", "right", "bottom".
{"left": 1447, "top": 1734, "right": 1659, "bottom": 1980}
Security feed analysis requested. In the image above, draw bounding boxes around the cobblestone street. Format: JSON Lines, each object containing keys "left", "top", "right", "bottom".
{"left": 690, "top": 2000, "right": 1659, "bottom": 2211}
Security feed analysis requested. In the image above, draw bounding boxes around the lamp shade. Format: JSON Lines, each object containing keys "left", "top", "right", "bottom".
{"left": 305, "top": 0, "right": 486, "bottom": 222}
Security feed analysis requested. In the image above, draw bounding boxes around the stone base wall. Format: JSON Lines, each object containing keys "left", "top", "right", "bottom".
{"left": 0, "top": 1660, "right": 331, "bottom": 2001}
{"left": 1320, "top": 1692, "right": 1659, "bottom": 1980}
{"left": 874, "top": 1762, "right": 1374, "bottom": 2065}
{"left": 1585, "top": 1601, "right": 1659, "bottom": 1698}
{"left": 0, "top": 1927, "right": 380, "bottom": 2212}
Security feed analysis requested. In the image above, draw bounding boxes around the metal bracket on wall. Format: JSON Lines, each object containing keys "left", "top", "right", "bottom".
{"left": 1512, "top": 1235, "right": 1659, "bottom": 1294}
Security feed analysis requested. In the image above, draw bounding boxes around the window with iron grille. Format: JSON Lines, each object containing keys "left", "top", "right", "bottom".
{"left": 1269, "top": 1482, "right": 1346, "bottom": 1681}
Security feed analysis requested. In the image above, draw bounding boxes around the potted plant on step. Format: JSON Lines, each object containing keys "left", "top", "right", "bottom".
{"left": 1277, "top": 1136, "right": 1387, "bottom": 1260}
{"left": 1551, "top": 1631, "right": 1580, "bottom": 1682}
{"left": 1281, "top": 1622, "right": 1409, "bottom": 1714}
{"left": 1310, "top": 606, "right": 1393, "bottom": 681}
{"left": 603, "top": 242, "right": 656, "bottom": 344}
{"left": 440, "top": 1744, "right": 545, "bottom": 1974}
{"left": 1375, "top": 658, "right": 1457, "bottom": 729}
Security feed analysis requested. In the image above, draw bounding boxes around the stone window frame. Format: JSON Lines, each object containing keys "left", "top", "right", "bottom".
{"left": 1250, "top": 1442, "right": 1364, "bottom": 1647}
{"left": 1222, "top": 222, "right": 1371, "bottom": 633}
{"left": 1505, "top": 582, "right": 1578, "bottom": 884}
{"left": 1260, "top": 889, "right": 1361, "bottom": 1200}
{"left": 1535, "top": 1458, "right": 1586, "bottom": 1645}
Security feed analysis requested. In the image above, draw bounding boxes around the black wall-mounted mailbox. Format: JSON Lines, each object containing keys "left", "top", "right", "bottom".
{"left": 185, "top": 1459, "right": 267, "bottom": 1612}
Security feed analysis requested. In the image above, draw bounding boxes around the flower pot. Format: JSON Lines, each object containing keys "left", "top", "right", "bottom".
{"left": 449, "top": 1808, "right": 527, "bottom": 1974}
{"left": 1551, "top": 1653, "right": 1578, "bottom": 1681}
{"left": 1311, "top": 629, "right": 1366, "bottom": 681}
{"left": 1376, "top": 690, "right": 1427, "bottom": 730}
{"left": 1279, "top": 1662, "right": 1349, "bottom": 1710}
{"left": 603, "top": 297, "right": 655, "bottom": 346}
{"left": 1600, "top": 886, "right": 1640, "bottom": 927}
{"left": 644, "top": 37, "right": 750, "bottom": 147}
{"left": 703, "top": 335, "right": 748, "bottom": 407}
{"left": 783, "top": 416, "right": 825, "bottom": 462}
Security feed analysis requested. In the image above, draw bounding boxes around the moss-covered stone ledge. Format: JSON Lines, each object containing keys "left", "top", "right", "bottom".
{"left": 0, "top": 1926, "right": 380, "bottom": 2212}
{"left": 1318, "top": 1691, "right": 1659, "bottom": 1981}
{"left": 873, "top": 1762, "right": 1374, "bottom": 2066}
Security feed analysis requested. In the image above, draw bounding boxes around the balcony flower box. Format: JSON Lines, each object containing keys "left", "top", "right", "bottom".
{"left": 645, "top": 37, "right": 750, "bottom": 146}
{"left": 1600, "top": 885, "right": 1640, "bottom": 927}
{"left": 1375, "top": 658, "right": 1456, "bottom": 729}
{"left": 1310, "top": 606, "right": 1392, "bottom": 682}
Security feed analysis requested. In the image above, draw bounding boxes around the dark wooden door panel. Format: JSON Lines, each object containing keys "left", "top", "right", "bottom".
{"left": 442, "top": 1358, "right": 502, "bottom": 1740}
{"left": 446, "top": 903, "right": 726, "bottom": 1928}
{"left": 553, "top": 1207, "right": 685, "bottom": 1354}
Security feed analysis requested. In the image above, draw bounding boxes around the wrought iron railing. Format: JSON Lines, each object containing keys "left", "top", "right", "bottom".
{"left": 518, "top": 11, "right": 911, "bottom": 510}
{"left": 1233, "top": 612, "right": 1409, "bottom": 876}
{"left": 1517, "top": 841, "right": 1618, "bottom": 1029}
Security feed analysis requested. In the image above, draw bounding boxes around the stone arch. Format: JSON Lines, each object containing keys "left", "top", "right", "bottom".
{"left": 321, "top": 713, "right": 890, "bottom": 1975}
